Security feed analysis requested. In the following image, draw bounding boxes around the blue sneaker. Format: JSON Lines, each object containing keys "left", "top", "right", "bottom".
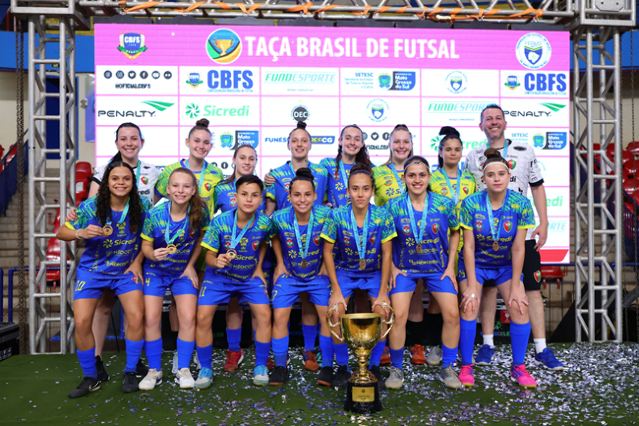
{"left": 535, "top": 348, "right": 565, "bottom": 371}
{"left": 475, "top": 345, "right": 494, "bottom": 366}
{"left": 253, "top": 365, "right": 269, "bottom": 386}
{"left": 194, "top": 367, "right": 213, "bottom": 389}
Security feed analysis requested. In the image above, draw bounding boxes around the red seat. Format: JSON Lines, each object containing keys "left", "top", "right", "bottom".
{"left": 76, "top": 161, "right": 92, "bottom": 177}
{"left": 627, "top": 142, "right": 639, "bottom": 156}
{"left": 75, "top": 170, "right": 91, "bottom": 202}
{"left": 541, "top": 266, "right": 564, "bottom": 289}
{"left": 606, "top": 148, "right": 633, "bottom": 164}
{"left": 623, "top": 178, "right": 639, "bottom": 196}
{"left": 45, "top": 209, "right": 62, "bottom": 282}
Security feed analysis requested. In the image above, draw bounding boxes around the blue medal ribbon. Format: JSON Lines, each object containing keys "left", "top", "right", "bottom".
{"left": 134, "top": 160, "right": 141, "bottom": 186}
{"left": 349, "top": 206, "right": 369, "bottom": 270}
{"left": 439, "top": 167, "right": 462, "bottom": 205}
{"left": 338, "top": 160, "right": 353, "bottom": 203}
{"left": 486, "top": 190, "right": 510, "bottom": 251}
{"left": 293, "top": 209, "right": 314, "bottom": 268}
{"left": 164, "top": 201, "right": 190, "bottom": 253}
{"left": 388, "top": 163, "right": 405, "bottom": 195}
{"left": 405, "top": 194, "right": 429, "bottom": 254}
{"left": 185, "top": 158, "right": 208, "bottom": 193}
{"left": 487, "top": 140, "right": 509, "bottom": 159}
{"left": 104, "top": 199, "right": 130, "bottom": 235}
{"left": 229, "top": 210, "right": 255, "bottom": 253}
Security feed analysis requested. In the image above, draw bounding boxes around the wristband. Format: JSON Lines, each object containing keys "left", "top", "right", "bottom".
{"left": 75, "top": 229, "right": 83, "bottom": 240}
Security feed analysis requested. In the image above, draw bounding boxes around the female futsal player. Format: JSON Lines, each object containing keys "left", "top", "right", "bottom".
{"left": 385, "top": 156, "right": 462, "bottom": 390}
{"left": 319, "top": 124, "right": 373, "bottom": 208}
{"left": 269, "top": 168, "right": 334, "bottom": 386}
{"left": 194, "top": 175, "right": 273, "bottom": 388}
{"left": 264, "top": 121, "right": 329, "bottom": 371}
{"left": 58, "top": 161, "right": 152, "bottom": 398}
{"left": 138, "top": 168, "right": 210, "bottom": 390}
{"left": 321, "top": 164, "right": 397, "bottom": 390}
{"left": 457, "top": 149, "right": 537, "bottom": 389}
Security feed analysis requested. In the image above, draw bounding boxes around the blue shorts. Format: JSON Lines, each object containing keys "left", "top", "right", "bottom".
{"left": 272, "top": 274, "right": 331, "bottom": 309}
{"left": 143, "top": 270, "right": 198, "bottom": 297}
{"left": 336, "top": 269, "right": 382, "bottom": 300}
{"left": 457, "top": 260, "right": 523, "bottom": 287}
{"left": 73, "top": 269, "right": 142, "bottom": 300}
{"left": 198, "top": 272, "right": 270, "bottom": 306}
{"left": 391, "top": 272, "right": 457, "bottom": 296}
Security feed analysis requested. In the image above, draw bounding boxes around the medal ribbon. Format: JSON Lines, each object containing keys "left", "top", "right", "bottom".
{"left": 486, "top": 190, "right": 509, "bottom": 248}
{"left": 294, "top": 209, "right": 314, "bottom": 262}
{"left": 388, "top": 163, "right": 405, "bottom": 195}
{"left": 338, "top": 160, "right": 353, "bottom": 204}
{"left": 487, "top": 141, "right": 509, "bottom": 159}
{"left": 405, "top": 194, "right": 429, "bottom": 248}
{"left": 164, "top": 201, "right": 190, "bottom": 245}
{"left": 349, "top": 206, "right": 369, "bottom": 266}
{"left": 105, "top": 199, "right": 130, "bottom": 227}
{"left": 185, "top": 158, "right": 208, "bottom": 193}
{"left": 440, "top": 167, "right": 462, "bottom": 205}
{"left": 134, "top": 160, "right": 141, "bottom": 186}
{"left": 230, "top": 210, "right": 255, "bottom": 250}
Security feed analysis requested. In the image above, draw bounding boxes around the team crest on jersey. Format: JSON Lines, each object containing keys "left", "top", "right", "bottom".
{"left": 284, "top": 182, "right": 291, "bottom": 192}
{"left": 369, "top": 234, "right": 376, "bottom": 245}
{"left": 141, "top": 176, "right": 148, "bottom": 185}
{"left": 534, "top": 270, "right": 541, "bottom": 282}
{"left": 224, "top": 241, "right": 231, "bottom": 249}
{"left": 230, "top": 196, "right": 237, "bottom": 207}
{"left": 508, "top": 160, "right": 517, "bottom": 170}
{"left": 503, "top": 220, "right": 513, "bottom": 233}
{"left": 479, "top": 162, "right": 485, "bottom": 171}
{"left": 463, "top": 187, "right": 469, "bottom": 194}
{"left": 189, "top": 228, "right": 196, "bottom": 239}
{"left": 314, "top": 235, "right": 320, "bottom": 245}
{"left": 286, "top": 237, "right": 294, "bottom": 248}
{"left": 402, "top": 225, "right": 410, "bottom": 235}
{"left": 384, "top": 179, "right": 393, "bottom": 187}
{"left": 344, "top": 236, "right": 351, "bottom": 246}
{"left": 432, "top": 223, "right": 440, "bottom": 233}
{"left": 475, "top": 220, "right": 483, "bottom": 231}
{"left": 252, "top": 240, "right": 259, "bottom": 251}
{"left": 204, "top": 182, "right": 212, "bottom": 191}
{"left": 333, "top": 170, "right": 340, "bottom": 180}
{"left": 130, "top": 225, "right": 137, "bottom": 233}
{"left": 441, "top": 187, "right": 449, "bottom": 195}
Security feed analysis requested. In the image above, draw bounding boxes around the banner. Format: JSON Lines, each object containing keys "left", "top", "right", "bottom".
{"left": 94, "top": 24, "right": 571, "bottom": 263}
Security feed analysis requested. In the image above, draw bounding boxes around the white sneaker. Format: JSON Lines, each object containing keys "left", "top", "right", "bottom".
{"left": 139, "top": 369, "right": 162, "bottom": 391}
{"left": 176, "top": 367, "right": 195, "bottom": 389}
{"left": 172, "top": 351, "right": 178, "bottom": 375}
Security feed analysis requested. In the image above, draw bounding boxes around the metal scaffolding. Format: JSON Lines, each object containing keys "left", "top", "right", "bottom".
{"left": 8, "top": 0, "right": 637, "bottom": 352}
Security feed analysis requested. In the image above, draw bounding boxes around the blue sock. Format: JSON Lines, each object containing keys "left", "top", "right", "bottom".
{"left": 442, "top": 344, "right": 457, "bottom": 367}
{"left": 196, "top": 345, "right": 213, "bottom": 370}
{"left": 177, "top": 338, "right": 195, "bottom": 370}
{"left": 125, "top": 338, "right": 145, "bottom": 373}
{"left": 145, "top": 338, "right": 163, "bottom": 371}
{"left": 319, "top": 335, "right": 334, "bottom": 368}
{"left": 255, "top": 340, "right": 271, "bottom": 367}
{"left": 459, "top": 318, "right": 477, "bottom": 366}
{"left": 509, "top": 321, "right": 531, "bottom": 366}
{"left": 369, "top": 341, "right": 386, "bottom": 367}
{"left": 272, "top": 335, "right": 289, "bottom": 367}
{"left": 302, "top": 324, "right": 317, "bottom": 351}
{"left": 252, "top": 329, "right": 256, "bottom": 342}
{"left": 227, "top": 327, "right": 242, "bottom": 352}
{"left": 390, "top": 347, "right": 404, "bottom": 370}
{"left": 334, "top": 342, "right": 350, "bottom": 370}
{"left": 77, "top": 348, "right": 97, "bottom": 379}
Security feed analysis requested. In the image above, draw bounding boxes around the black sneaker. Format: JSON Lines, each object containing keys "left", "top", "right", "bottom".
{"left": 95, "top": 356, "right": 110, "bottom": 382}
{"left": 317, "top": 366, "right": 334, "bottom": 387}
{"left": 370, "top": 365, "right": 385, "bottom": 390}
{"left": 68, "top": 377, "right": 101, "bottom": 399}
{"left": 122, "top": 372, "right": 139, "bottom": 393}
{"left": 268, "top": 366, "right": 289, "bottom": 386}
{"left": 136, "top": 360, "right": 149, "bottom": 378}
{"left": 333, "top": 365, "right": 350, "bottom": 390}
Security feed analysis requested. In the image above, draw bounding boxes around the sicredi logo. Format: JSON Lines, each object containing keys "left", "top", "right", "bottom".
{"left": 264, "top": 71, "right": 336, "bottom": 84}
{"left": 516, "top": 33, "right": 552, "bottom": 70}
{"left": 184, "top": 103, "right": 251, "bottom": 119}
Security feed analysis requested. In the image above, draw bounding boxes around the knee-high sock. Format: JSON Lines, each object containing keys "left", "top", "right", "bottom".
{"left": 369, "top": 341, "right": 386, "bottom": 367}
{"left": 145, "top": 338, "right": 163, "bottom": 371}
{"left": 196, "top": 344, "right": 213, "bottom": 370}
{"left": 459, "top": 318, "right": 477, "bottom": 366}
{"left": 255, "top": 340, "right": 271, "bottom": 367}
{"left": 319, "top": 335, "right": 334, "bottom": 368}
{"left": 442, "top": 344, "right": 457, "bottom": 367}
{"left": 272, "top": 335, "right": 289, "bottom": 367}
{"left": 77, "top": 347, "right": 97, "bottom": 379}
{"left": 125, "top": 339, "right": 145, "bottom": 373}
{"left": 302, "top": 324, "right": 317, "bottom": 352}
{"left": 510, "top": 321, "right": 531, "bottom": 366}
{"left": 390, "top": 347, "right": 404, "bottom": 370}
{"left": 334, "top": 342, "right": 350, "bottom": 371}
{"left": 177, "top": 338, "right": 195, "bottom": 370}
{"left": 226, "top": 327, "right": 242, "bottom": 352}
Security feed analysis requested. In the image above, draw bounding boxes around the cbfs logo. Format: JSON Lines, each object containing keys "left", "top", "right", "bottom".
{"left": 186, "top": 73, "right": 203, "bottom": 88}
{"left": 446, "top": 71, "right": 468, "bottom": 94}
{"left": 206, "top": 29, "right": 242, "bottom": 64}
{"left": 367, "top": 99, "right": 389, "bottom": 122}
{"left": 117, "top": 32, "right": 147, "bottom": 60}
{"left": 504, "top": 75, "right": 521, "bottom": 91}
{"left": 516, "top": 33, "right": 552, "bottom": 70}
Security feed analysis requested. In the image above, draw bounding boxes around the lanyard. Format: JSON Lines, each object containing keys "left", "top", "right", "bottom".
{"left": 488, "top": 140, "right": 509, "bottom": 159}
{"left": 230, "top": 210, "right": 254, "bottom": 249}
{"left": 405, "top": 194, "right": 429, "bottom": 253}
{"left": 349, "top": 206, "right": 369, "bottom": 270}
{"left": 185, "top": 158, "right": 208, "bottom": 193}
{"left": 106, "top": 199, "right": 130, "bottom": 226}
{"left": 293, "top": 209, "right": 314, "bottom": 267}
{"left": 440, "top": 167, "right": 462, "bottom": 205}
{"left": 338, "top": 160, "right": 353, "bottom": 201}
{"left": 134, "top": 160, "right": 141, "bottom": 186}
{"left": 388, "top": 163, "right": 405, "bottom": 195}
{"left": 486, "top": 190, "right": 510, "bottom": 251}
{"left": 164, "top": 201, "right": 190, "bottom": 245}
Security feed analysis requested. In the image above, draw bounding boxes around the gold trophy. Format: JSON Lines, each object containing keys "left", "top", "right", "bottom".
{"left": 327, "top": 303, "right": 394, "bottom": 414}
{"left": 213, "top": 37, "right": 235, "bottom": 56}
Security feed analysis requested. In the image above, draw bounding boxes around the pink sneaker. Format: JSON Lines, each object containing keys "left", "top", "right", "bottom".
{"left": 510, "top": 364, "right": 537, "bottom": 388}
{"left": 458, "top": 365, "right": 475, "bottom": 387}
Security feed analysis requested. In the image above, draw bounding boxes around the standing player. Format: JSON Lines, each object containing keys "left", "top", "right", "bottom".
{"left": 138, "top": 168, "right": 210, "bottom": 390}
{"left": 264, "top": 121, "right": 329, "bottom": 371}
{"left": 269, "top": 169, "right": 333, "bottom": 386}
{"left": 457, "top": 149, "right": 537, "bottom": 388}
{"left": 319, "top": 124, "right": 373, "bottom": 208}
{"left": 321, "top": 164, "right": 397, "bottom": 389}
{"left": 385, "top": 156, "right": 462, "bottom": 390}
{"left": 194, "top": 175, "right": 273, "bottom": 387}
{"left": 57, "top": 162, "right": 152, "bottom": 398}
{"left": 464, "top": 104, "right": 564, "bottom": 370}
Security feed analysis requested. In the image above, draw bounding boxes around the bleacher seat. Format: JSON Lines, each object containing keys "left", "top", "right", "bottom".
{"left": 541, "top": 266, "right": 564, "bottom": 289}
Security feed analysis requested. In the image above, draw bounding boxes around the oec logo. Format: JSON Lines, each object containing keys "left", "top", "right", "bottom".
{"left": 367, "top": 99, "right": 389, "bottom": 122}
{"left": 516, "top": 33, "right": 552, "bottom": 70}
{"left": 446, "top": 71, "right": 467, "bottom": 94}
{"left": 206, "top": 29, "right": 242, "bottom": 65}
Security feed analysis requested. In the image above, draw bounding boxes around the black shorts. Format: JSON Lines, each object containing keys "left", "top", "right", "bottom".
{"left": 482, "top": 240, "right": 541, "bottom": 291}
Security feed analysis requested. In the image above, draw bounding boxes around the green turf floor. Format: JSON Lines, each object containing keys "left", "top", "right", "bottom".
{"left": 1, "top": 343, "right": 638, "bottom": 426}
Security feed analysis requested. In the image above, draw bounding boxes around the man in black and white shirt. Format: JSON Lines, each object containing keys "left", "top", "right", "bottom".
{"left": 464, "top": 104, "right": 564, "bottom": 370}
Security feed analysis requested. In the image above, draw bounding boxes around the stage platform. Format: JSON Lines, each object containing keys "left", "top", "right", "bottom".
{"left": 0, "top": 343, "right": 637, "bottom": 426}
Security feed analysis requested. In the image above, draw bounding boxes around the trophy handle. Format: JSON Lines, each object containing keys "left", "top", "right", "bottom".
{"left": 326, "top": 304, "right": 344, "bottom": 342}
{"left": 379, "top": 302, "right": 395, "bottom": 340}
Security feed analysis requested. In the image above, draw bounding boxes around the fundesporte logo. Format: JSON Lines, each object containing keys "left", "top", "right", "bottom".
{"left": 206, "top": 29, "right": 242, "bottom": 64}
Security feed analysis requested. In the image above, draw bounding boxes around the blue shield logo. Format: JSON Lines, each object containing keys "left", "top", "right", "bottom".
{"left": 450, "top": 78, "right": 462, "bottom": 92}
{"left": 371, "top": 106, "right": 384, "bottom": 120}
{"left": 524, "top": 44, "right": 543, "bottom": 65}
{"left": 221, "top": 133, "right": 233, "bottom": 148}
{"left": 379, "top": 74, "right": 391, "bottom": 89}
{"left": 533, "top": 135, "right": 544, "bottom": 148}
{"left": 189, "top": 73, "right": 200, "bottom": 85}
{"left": 123, "top": 33, "right": 142, "bottom": 52}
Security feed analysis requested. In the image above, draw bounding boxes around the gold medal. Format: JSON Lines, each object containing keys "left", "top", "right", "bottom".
{"left": 302, "top": 259, "right": 307, "bottom": 269}
{"left": 416, "top": 244, "right": 423, "bottom": 254}
{"left": 103, "top": 225, "right": 113, "bottom": 236}
{"left": 167, "top": 244, "right": 177, "bottom": 255}
{"left": 359, "top": 259, "right": 366, "bottom": 270}
{"left": 227, "top": 249, "right": 237, "bottom": 260}
{"left": 493, "top": 241, "right": 499, "bottom": 251}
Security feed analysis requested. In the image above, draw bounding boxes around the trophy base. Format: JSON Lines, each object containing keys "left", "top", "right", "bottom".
{"left": 344, "top": 381, "right": 382, "bottom": 414}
